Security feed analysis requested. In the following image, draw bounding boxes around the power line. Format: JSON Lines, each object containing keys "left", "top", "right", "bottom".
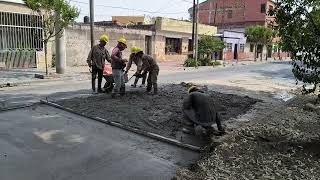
{"left": 179, "top": 0, "right": 193, "bottom": 4}
{"left": 70, "top": 0, "right": 187, "bottom": 15}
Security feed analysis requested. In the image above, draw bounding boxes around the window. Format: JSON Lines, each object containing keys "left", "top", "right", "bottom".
{"left": 226, "top": 43, "right": 232, "bottom": 52}
{"left": 227, "top": 10, "right": 233, "bottom": 18}
{"left": 165, "top": 38, "right": 182, "bottom": 54}
{"left": 0, "top": 11, "right": 43, "bottom": 50}
{"left": 269, "top": 5, "right": 274, "bottom": 11}
{"left": 250, "top": 44, "right": 254, "bottom": 52}
{"left": 188, "top": 39, "right": 193, "bottom": 51}
{"left": 261, "top": 4, "right": 266, "bottom": 13}
{"left": 240, "top": 44, "right": 245, "bottom": 53}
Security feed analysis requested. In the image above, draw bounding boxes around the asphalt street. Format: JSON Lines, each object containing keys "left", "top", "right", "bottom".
{"left": 0, "top": 61, "right": 296, "bottom": 179}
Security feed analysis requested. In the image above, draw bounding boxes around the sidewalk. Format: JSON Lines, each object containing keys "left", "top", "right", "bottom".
{"left": 0, "top": 59, "right": 288, "bottom": 88}
{"left": 0, "top": 67, "right": 90, "bottom": 87}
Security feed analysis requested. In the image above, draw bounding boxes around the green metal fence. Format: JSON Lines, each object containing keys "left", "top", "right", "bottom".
{"left": 0, "top": 11, "right": 43, "bottom": 69}
{"left": 0, "top": 50, "right": 36, "bottom": 68}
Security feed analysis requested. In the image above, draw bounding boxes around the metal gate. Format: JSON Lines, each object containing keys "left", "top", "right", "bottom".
{"left": 0, "top": 11, "right": 43, "bottom": 69}
{"left": 0, "top": 50, "right": 36, "bottom": 68}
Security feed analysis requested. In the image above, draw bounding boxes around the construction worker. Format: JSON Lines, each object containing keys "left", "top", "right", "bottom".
{"left": 183, "top": 86, "right": 225, "bottom": 136}
{"left": 125, "top": 47, "right": 146, "bottom": 88}
{"left": 111, "top": 38, "right": 128, "bottom": 97}
{"left": 135, "top": 48, "right": 159, "bottom": 95}
{"left": 87, "top": 35, "right": 111, "bottom": 93}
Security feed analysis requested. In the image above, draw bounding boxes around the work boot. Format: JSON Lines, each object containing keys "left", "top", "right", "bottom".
{"left": 92, "top": 79, "right": 96, "bottom": 92}
{"left": 146, "top": 84, "right": 152, "bottom": 93}
{"left": 98, "top": 89, "right": 105, "bottom": 93}
{"left": 139, "top": 84, "right": 145, "bottom": 88}
{"left": 153, "top": 83, "right": 158, "bottom": 95}
{"left": 120, "top": 86, "right": 126, "bottom": 96}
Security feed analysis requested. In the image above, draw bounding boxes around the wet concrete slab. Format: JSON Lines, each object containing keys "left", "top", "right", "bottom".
{"left": 0, "top": 104, "right": 198, "bottom": 180}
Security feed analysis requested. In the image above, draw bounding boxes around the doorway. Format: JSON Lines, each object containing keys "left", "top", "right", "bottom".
{"left": 145, "top": 36, "right": 152, "bottom": 55}
{"left": 233, "top": 44, "right": 238, "bottom": 60}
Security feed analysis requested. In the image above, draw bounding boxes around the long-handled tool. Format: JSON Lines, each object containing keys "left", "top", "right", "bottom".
{"left": 127, "top": 74, "right": 135, "bottom": 82}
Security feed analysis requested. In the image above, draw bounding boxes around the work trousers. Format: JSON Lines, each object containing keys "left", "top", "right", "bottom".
{"left": 112, "top": 69, "right": 125, "bottom": 94}
{"left": 91, "top": 65, "right": 103, "bottom": 91}
{"left": 146, "top": 65, "right": 159, "bottom": 93}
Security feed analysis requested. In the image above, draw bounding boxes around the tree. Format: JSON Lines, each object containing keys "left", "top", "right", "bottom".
{"left": 262, "top": 28, "right": 274, "bottom": 61}
{"left": 245, "top": 25, "right": 274, "bottom": 61}
{"left": 198, "top": 35, "right": 225, "bottom": 60}
{"left": 271, "top": 0, "right": 320, "bottom": 94}
{"left": 24, "top": 0, "right": 79, "bottom": 75}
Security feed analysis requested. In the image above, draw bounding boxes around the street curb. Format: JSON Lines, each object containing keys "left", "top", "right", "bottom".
{"left": 0, "top": 103, "right": 39, "bottom": 112}
{"left": 0, "top": 77, "right": 84, "bottom": 88}
{"left": 40, "top": 100, "right": 201, "bottom": 152}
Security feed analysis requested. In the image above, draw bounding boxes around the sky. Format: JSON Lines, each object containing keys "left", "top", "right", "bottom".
{"left": 68, "top": 0, "right": 204, "bottom": 22}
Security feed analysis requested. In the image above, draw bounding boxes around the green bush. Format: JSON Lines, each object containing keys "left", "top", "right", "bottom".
{"left": 184, "top": 58, "right": 222, "bottom": 67}
{"left": 213, "top": 61, "right": 222, "bottom": 66}
{"left": 184, "top": 58, "right": 201, "bottom": 67}
{"left": 199, "top": 58, "right": 213, "bottom": 66}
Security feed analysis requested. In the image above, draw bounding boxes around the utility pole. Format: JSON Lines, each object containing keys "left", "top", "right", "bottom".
{"left": 195, "top": 0, "right": 199, "bottom": 67}
{"left": 89, "top": 0, "right": 94, "bottom": 48}
{"left": 191, "top": 0, "right": 196, "bottom": 58}
{"left": 55, "top": 12, "right": 66, "bottom": 74}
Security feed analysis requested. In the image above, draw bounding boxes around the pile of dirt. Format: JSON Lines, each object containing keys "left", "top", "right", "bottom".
{"left": 56, "top": 84, "right": 258, "bottom": 140}
{"left": 175, "top": 95, "right": 320, "bottom": 180}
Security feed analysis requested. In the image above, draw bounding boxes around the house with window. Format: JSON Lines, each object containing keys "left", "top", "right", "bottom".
{"left": 0, "top": 0, "right": 48, "bottom": 69}
{"left": 189, "top": 0, "right": 276, "bottom": 32}
{"left": 215, "top": 30, "right": 248, "bottom": 60}
{"left": 65, "top": 16, "right": 217, "bottom": 66}
{"left": 189, "top": 0, "right": 290, "bottom": 60}
{"left": 152, "top": 17, "right": 217, "bottom": 61}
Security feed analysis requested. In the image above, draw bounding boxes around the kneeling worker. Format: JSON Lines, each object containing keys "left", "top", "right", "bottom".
{"left": 135, "top": 48, "right": 159, "bottom": 95}
{"left": 183, "top": 86, "right": 225, "bottom": 135}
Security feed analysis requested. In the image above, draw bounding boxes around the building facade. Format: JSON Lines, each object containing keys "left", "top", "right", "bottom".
{"left": 189, "top": 0, "right": 291, "bottom": 61}
{"left": 0, "top": 0, "right": 50, "bottom": 69}
{"left": 190, "top": 0, "right": 276, "bottom": 32}
{"left": 64, "top": 17, "right": 217, "bottom": 66}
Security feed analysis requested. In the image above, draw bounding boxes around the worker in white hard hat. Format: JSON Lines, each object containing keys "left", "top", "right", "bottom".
{"left": 87, "top": 35, "right": 111, "bottom": 93}
{"left": 111, "top": 38, "right": 128, "bottom": 97}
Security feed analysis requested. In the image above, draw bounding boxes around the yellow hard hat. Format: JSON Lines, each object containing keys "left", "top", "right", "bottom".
{"left": 135, "top": 48, "right": 143, "bottom": 54}
{"left": 131, "top": 46, "right": 138, "bottom": 54}
{"left": 100, "top": 35, "right": 109, "bottom": 43}
{"left": 188, "top": 86, "right": 199, "bottom": 94}
{"left": 118, "top": 38, "right": 128, "bottom": 47}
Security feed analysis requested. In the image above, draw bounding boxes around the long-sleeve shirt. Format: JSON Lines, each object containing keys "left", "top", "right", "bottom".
{"left": 87, "top": 45, "right": 111, "bottom": 70}
{"left": 183, "top": 92, "right": 223, "bottom": 131}
{"left": 111, "top": 47, "right": 125, "bottom": 70}
{"left": 126, "top": 53, "right": 143, "bottom": 72}
{"left": 141, "top": 54, "right": 158, "bottom": 72}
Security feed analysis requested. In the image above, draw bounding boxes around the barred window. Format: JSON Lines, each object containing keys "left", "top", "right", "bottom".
{"left": 165, "top": 38, "right": 182, "bottom": 54}
{"left": 0, "top": 11, "right": 43, "bottom": 51}
{"left": 240, "top": 44, "right": 245, "bottom": 52}
{"left": 226, "top": 43, "right": 232, "bottom": 52}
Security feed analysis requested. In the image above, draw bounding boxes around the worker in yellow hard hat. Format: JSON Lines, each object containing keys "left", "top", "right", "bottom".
{"left": 135, "top": 48, "right": 159, "bottom": 95}
{"left": 125, "top": 47, "right": 146, "bottom": 88}
{"left": 111, "top": 37, "right": 128, "bottom": 97}
{"left": 87, "top": 34, "right": 111, "bottom": 93}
